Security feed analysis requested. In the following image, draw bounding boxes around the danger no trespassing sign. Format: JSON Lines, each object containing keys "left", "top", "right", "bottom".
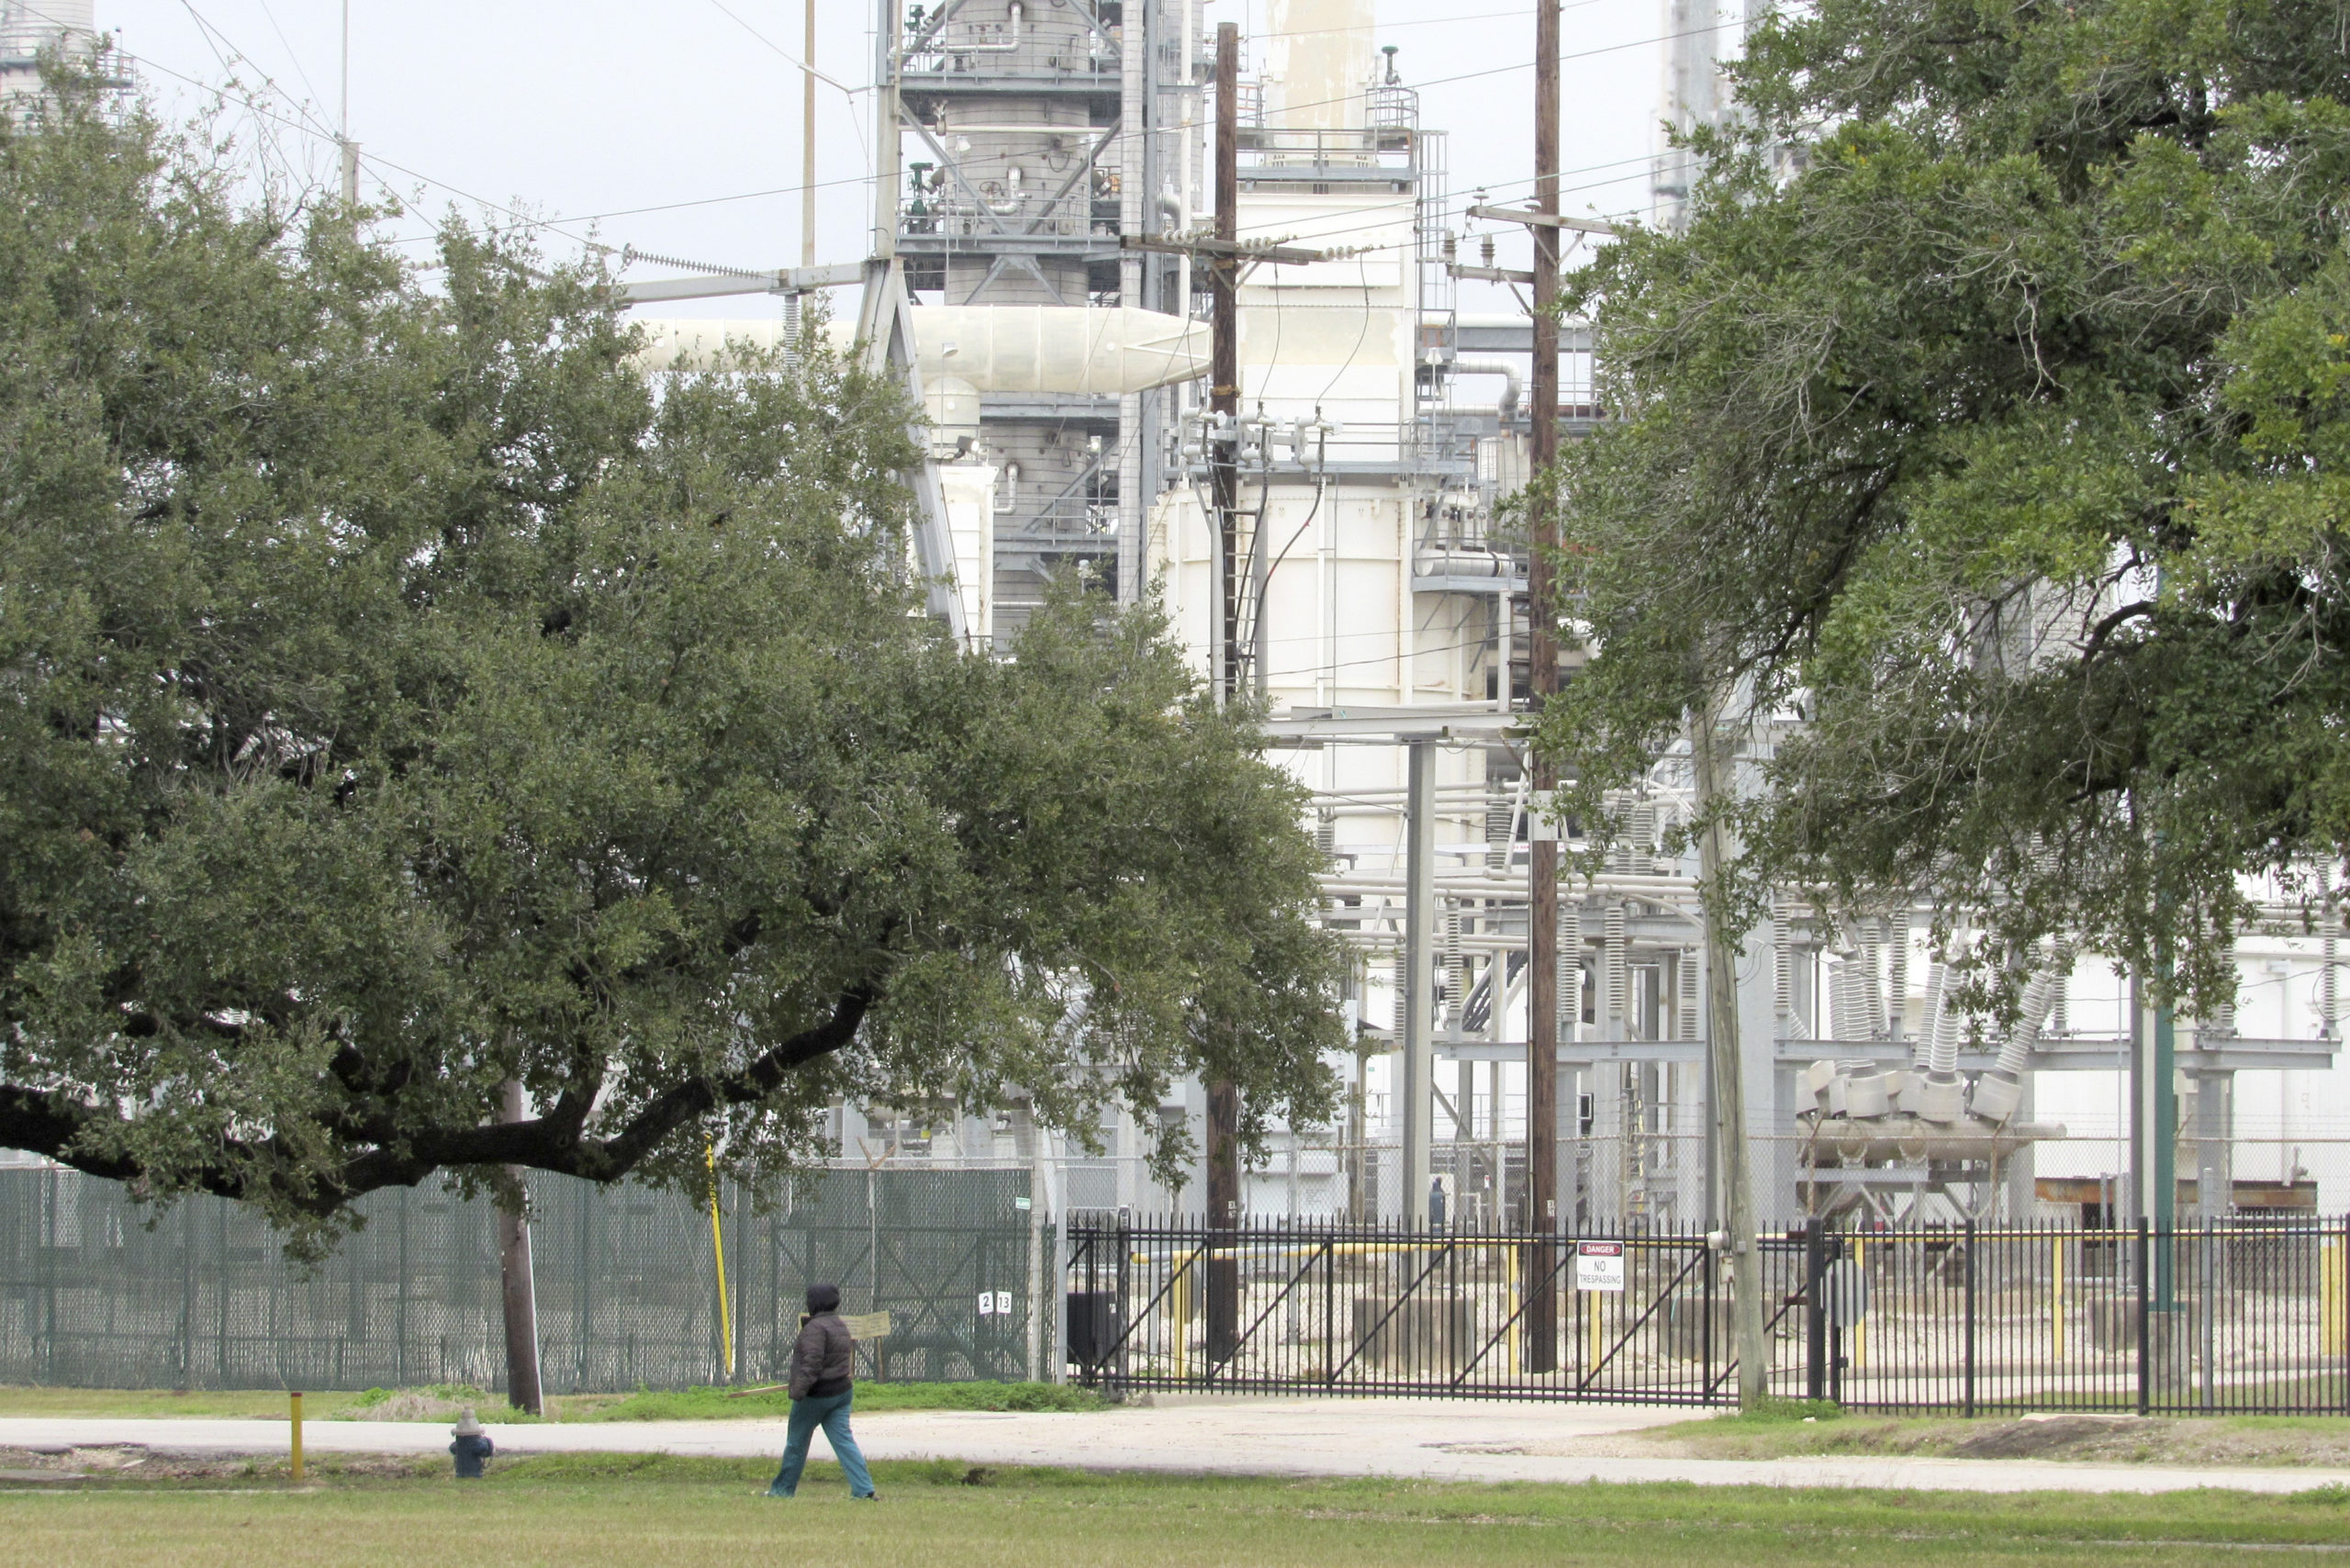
{"left": 1574, "top": 1240, "right": 1626, "bottom": 1294}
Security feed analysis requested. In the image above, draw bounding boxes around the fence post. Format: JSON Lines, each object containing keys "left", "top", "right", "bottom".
{"left": 2135, "top": 1216, "right": 2151, "bottom": 1417}
{"left": 1804, "top": 1217, "right": 1827, "bottom": 1403}
{"left": 1963, "top": 1219, "right": 1977, "bottom": 1418}
{"left": 1050, "top": 1218, "right": 1068, "bottom": 1386}
{"left": 2199, "top": 1220, "right": 2215, "bottom": 1412}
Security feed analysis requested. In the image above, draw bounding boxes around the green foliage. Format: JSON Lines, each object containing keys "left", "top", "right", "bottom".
{"left": 0, "top": 63, "right": 1341, "bottom": 1247}
{"left": 1542, "top": 0, "right": 2350, "bottom": 1009}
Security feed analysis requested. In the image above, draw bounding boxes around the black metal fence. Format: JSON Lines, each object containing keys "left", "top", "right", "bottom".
{"left": 1065, "top": 1215, "right": 2350, "bottom": 1414}
{"left": 0, "top": 1166, "right": 1045, "bottom": 1393}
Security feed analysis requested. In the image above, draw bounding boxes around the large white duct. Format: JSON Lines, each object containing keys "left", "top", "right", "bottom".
{"left": 630, "top": 307, "right": 1207, "bottom": 397}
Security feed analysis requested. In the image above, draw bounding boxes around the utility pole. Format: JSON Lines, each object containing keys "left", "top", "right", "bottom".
{"left": 1522, "top": 0, "right": 1563, "bottom": 1374}
{"left": 1211, "top": 22, "right": 1241, "bottom": 706}
{"left": 495, "top": 1080, "right": 543, "bottom": 1415}
{"left": 1203, "top": 19, "right": 1243, "bottom": 1361}
{"left": 801, "top": 0, "right": 818, "bottom": 269}
{"left": 1693, "top": 694, "right": 1766, "bottom": 1406}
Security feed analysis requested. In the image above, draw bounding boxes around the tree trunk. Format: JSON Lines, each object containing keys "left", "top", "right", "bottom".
{"left": 1205, "top": 1078, "right": 1240, "bottom": 1361}
{"left": 496, "top": 1079, "right": 544, "bottom": 1415}
{"left": 1691, "top": 689, "right": 1767, "bottom": 1408}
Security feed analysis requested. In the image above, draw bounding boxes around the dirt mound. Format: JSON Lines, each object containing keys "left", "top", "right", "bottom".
{"left": 1947, "top": 1417, "right": 2140, "bottom": 1460}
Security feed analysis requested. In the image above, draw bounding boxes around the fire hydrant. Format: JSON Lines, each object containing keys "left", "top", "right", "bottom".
{"left": 450, "top": 1407, "right": 495, "bottom": 1479}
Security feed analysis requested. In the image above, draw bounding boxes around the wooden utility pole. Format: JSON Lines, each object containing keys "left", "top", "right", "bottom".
{"left": 1204, "top": 19, "right": 1243, "bottom": 1362}
{"left": 1212, "top": 22, "right": 1242, "bottom": 705}
{"left": 1523, "top": 0, "right": 1563, "bottom": 1375}
{"left": 495, "top": 1080, "right": 544, "bottom": 1415}
{"left": 1692, "top": 693, "right": 1767, "bottom": 1406}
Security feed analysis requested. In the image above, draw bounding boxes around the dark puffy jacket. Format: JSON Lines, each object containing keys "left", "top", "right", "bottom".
{"left": 789, "top": 1311, "right": 856, "bottom": 1400}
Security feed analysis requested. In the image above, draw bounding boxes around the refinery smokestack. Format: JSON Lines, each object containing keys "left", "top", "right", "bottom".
{"left": 1261, "top": 0, "right": 1373, "bottom": 133}
{"left": 2, "top": 0, "right": 99, "bottom": 115}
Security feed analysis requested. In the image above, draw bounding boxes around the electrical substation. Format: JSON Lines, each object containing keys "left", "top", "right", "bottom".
{"left": 615, "top": 0, "right": 2350, "bottom": 1244}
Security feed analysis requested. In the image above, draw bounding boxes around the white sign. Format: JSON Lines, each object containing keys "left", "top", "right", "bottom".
{"left": 977, "top": 1292, "right": 995, "bottom": 1316}
{"left": 994, "top": 1290, "right": 1013, "bottom": 1316}
{"left": 1574, "top": 1240, "right": 1626, "bottom": 1294}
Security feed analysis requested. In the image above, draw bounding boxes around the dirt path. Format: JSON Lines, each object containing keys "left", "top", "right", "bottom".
{"left": 0, "top": 1401, "right": 2343, "bottom": 1495}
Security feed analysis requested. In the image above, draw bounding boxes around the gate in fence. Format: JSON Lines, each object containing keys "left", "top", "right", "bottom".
{"left": 1064, "top": 1216, "right": 2350, "bottom": 1414}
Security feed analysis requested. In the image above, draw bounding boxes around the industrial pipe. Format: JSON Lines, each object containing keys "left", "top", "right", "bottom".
{"left": 1451, "top": 357, "right": 1522, "bottom": 422}
{"left": 631, "top": 306, "right": 1209, "bottom": 397}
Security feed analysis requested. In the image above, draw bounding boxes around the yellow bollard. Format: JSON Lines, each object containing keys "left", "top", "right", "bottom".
{"left": 705, "top": 1141, "right": 733, "bottom": 1379}
{"left": 1505, "top": 1243, "right": 1521, "bottom": 1376}
{"left": 289, "top": 1390, "right": 304, "bottom": 1482}
{"left": 2052, "top": 1236, "right": 2066, "bottom": 1361}
{"left": 1586, "top": 1288, "right": 1603, "bottom": 1373}
{"left": 1852, "top": 1238, "right": 1867, "bottom": 1372}
{"left": 2324, "top": 1239, "right": 2344, "bottom": 1359}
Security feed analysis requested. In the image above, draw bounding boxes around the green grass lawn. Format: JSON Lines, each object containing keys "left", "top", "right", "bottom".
{"left": 1660, "top": 1397, "right": 2350, "bottom": 1465}
{"left": 0, "top": 1381, "right": 1108, "bottom": 1422}
{"left": 4, "top": 1454, "right": 2347, "bottom": 1567}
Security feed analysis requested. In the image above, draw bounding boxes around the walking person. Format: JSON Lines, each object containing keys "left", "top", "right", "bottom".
{"left": 767, "top": 1282, "right": 877, "bottom": 1500}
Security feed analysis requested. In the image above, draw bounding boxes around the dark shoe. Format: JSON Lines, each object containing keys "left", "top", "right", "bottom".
{"left": 854, "top": 1493, "right": 879, "bottom": 1502}
{"left": 765, "top": 1484, "right": 794, "bottom": 1497}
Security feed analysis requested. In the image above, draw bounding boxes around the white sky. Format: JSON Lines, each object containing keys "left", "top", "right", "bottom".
{"left": 91, "top": 1, "right": 1673, "bottom": 319}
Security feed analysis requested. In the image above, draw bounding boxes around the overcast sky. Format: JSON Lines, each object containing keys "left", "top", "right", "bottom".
{"left": 91, "top": 1, "right": 1678, "bottom": 319}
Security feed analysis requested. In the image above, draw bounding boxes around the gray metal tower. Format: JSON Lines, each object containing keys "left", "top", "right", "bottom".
{"left": 879, "top": 0, "right": 1203, "bottom": 631}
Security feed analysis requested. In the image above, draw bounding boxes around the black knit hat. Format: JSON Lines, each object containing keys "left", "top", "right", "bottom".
{"left": 806, "top": 1282, "right": 842, "bottom": 1313}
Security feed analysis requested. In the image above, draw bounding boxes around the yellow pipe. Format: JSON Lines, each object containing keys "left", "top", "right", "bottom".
{"left": 1852, "top": 1238, "right": 1867, "bottom": 1372}
{"left": 707, "top": 1142, "right": 733, "bottom": 1379}
{"left": 289, "top": 1390, "right": 304, "bottom": 1482}
{"left": 2325, "top": 1240, "right": 2344, "bottom": 1359}
{"left": 1586, "top": 1289, "right": 1602, "bottom": 1372}
{"left": 1505, "top": 1243, "right": 1521, "bottom": 1376}
{"left": 2052, "top": 1236, "right": 2066, "bottom": 1361}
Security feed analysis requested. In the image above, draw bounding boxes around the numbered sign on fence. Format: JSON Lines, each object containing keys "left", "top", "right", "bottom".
{"left": 1574, "top": 1240, "right": 1626, "bottom": 1293}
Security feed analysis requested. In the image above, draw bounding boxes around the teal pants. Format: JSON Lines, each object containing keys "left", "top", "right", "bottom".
{"left": 768, "top": 1390, "right": 873, "bottom": 1497}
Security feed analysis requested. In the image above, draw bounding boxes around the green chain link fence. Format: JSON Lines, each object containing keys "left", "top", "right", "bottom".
{"left": 0, "top": 1165, "right": 1045, "bottom": 1393}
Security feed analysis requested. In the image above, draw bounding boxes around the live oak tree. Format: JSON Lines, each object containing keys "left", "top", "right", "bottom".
{"left": 0, "top": 73, "right": 1342, "bottom": 1249}
{"left": 1540, "top": 0, "right": 2350, "bottom": 1015}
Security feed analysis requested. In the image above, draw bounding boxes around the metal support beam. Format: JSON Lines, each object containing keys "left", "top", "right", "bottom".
{"left": 860, "top": 261, "right": 970, "bottom": 646}
{"left": 1404, "top": 739, "right": 1437, "bottom": 1229}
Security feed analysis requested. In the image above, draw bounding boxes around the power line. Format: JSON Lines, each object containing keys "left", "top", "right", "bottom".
{"left": 699, "top": 0, "right": 859, "bottom": 95}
